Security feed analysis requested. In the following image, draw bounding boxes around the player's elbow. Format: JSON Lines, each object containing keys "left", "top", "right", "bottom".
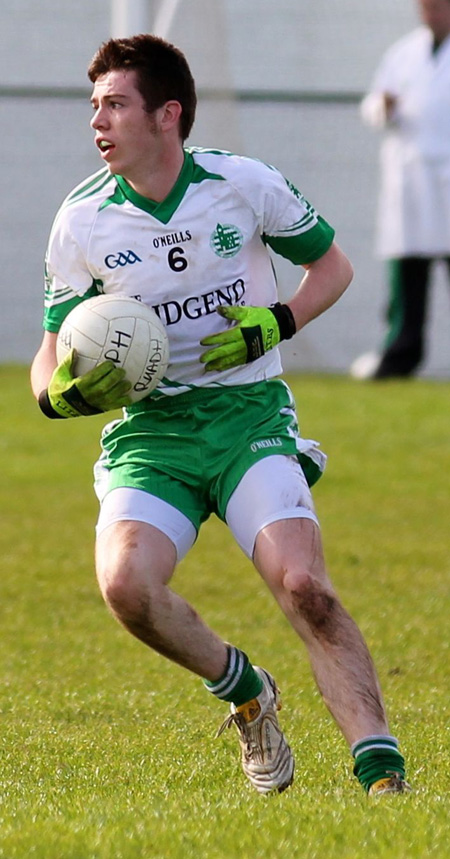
{"left": 341, "top": 254, "right": 354, "bottom": 291}
{"left": 328, "top": 242, "right": 354, "bottom": 297}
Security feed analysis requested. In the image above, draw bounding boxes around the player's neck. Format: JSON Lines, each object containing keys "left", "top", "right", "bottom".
{"left": 124, "top": 145, "right": 185, "bottom": 203}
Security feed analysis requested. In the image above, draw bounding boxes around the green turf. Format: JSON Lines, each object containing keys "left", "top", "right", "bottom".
{"left": 1, "top": 366, "right": 449, "bottom": 858}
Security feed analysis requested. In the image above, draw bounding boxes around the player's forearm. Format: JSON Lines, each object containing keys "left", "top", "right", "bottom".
{"left": 287, "top": 242, "right": 353, "bottom": 334}
{"left": 30, "top": 334, "right": 58, "bottom": 399}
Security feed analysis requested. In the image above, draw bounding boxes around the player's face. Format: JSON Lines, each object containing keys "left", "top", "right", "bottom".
{"left": 419, "top": 0, "right": 450, "bottom": 39}
{"left": 90, "top": 69, "right": 162, "bottom": 179}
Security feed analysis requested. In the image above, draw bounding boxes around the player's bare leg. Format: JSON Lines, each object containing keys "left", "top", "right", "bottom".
{"left": 253, "top": 517, "right": 389, "bottom": 745}
{"left": 95, "top": 520, "right": 228, "bottom": 680}
{"left": 96, "top": 518, "right": 294, "bottom": 793}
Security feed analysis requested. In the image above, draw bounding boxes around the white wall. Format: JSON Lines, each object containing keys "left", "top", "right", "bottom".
{"left": 3, "top": 0, "right": 448, "bottom": 376}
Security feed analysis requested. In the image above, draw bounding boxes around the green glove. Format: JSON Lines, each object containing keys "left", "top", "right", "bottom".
{"left": 200, "top": 303, "right": 296, "bottom": 372}
{"left": 38, "top": 349, "right": 132, "bottom": 418}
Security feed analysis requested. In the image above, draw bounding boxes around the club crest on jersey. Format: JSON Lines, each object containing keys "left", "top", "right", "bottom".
{"left": 210, "top": 223, "right": 243, "bottom": 258}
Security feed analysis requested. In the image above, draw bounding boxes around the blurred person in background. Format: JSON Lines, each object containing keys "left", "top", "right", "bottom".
{"left": 351, "top": 0, "right": 450, "bottom": 380}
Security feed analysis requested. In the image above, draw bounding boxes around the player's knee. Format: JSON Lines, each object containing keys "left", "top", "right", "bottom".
{"left": 96, "top": 557, "right": 143, "bottom": 617}
{"left": 103, "top": 571, "right": 156, "bottom": 642}
{"left": 100, "top": 568, "right": 132, "bottom": 614}
{"left": 284, "top": 573, "right": 344, "bottom": 641}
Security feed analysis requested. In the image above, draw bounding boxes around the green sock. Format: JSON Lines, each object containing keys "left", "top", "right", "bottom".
{"left": 203, "top": 645, "right": 264, "bottom": 706}
{"left": 352, "top": 735, "right": 406, "bottom": 792}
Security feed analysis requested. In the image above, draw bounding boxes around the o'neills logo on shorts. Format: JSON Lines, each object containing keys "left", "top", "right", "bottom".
{"left": 250, "top": 438, "right": 283, "bottom": 453}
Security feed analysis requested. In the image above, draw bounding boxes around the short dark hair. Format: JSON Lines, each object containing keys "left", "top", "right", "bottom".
{"left": 88, "top": 34, "right": 197, "bottom": 141}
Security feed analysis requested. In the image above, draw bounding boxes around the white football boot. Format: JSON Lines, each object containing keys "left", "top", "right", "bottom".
{"left": 217, "top": 666, "right": 295, "bottom": 794}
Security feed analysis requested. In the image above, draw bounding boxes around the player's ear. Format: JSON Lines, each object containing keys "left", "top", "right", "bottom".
{"left": 159, "top": 100, "right": 182, "bottom": 134}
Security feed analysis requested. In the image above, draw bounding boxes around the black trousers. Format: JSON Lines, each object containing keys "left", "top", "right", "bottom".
{"left": 375, "top": 256, "right": 450, "bottom": 378}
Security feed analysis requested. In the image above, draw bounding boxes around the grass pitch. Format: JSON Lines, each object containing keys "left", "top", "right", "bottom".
{"left": 0, "top": 365, "right": 449, "bottom": 858}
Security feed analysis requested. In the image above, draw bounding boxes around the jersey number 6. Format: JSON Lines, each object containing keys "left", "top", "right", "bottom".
{"left": 168, "top": 246, "right": 188, "bottom": 272}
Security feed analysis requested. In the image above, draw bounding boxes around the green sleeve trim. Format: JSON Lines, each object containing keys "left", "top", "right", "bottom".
{"left": 43, "top": 282, "right": 103, "bottom": 332}
{"left": 264, "top": 217, "right": 335, "bottom": 264}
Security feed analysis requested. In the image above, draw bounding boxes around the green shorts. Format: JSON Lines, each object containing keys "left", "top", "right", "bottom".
{"left": 93, "top": 379, "right": 326, "bottom": 532}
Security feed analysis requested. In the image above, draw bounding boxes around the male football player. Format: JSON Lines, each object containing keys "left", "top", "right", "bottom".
{"left": 31, "top": 34, "right": 410, "bottom": 796}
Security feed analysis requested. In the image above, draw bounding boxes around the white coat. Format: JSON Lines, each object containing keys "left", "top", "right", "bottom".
{"left": 361, "top": 27, "right": 450, "bottom": 258}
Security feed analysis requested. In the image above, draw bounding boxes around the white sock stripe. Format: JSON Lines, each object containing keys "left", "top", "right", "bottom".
{"left": 353, "top": 743, "right": 400, "bottom": 758}
{"left": 206, "top": 647, "right": 237, "bottom": 694}
{"left": 205, "top": 647, "right": 245, "bottom": 697}
{"left": 351, "top": 735, "right": 399, "bottom": 757}
{"left": 214, "top": 650, "right": 245, "bottom": 698}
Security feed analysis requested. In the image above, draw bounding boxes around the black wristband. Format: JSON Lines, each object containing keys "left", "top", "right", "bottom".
{"left": 270, "top": 303, "right": 297, "bottom": 341}
{"left": 38, "top": 386, "right": 102, "bottom": 419}
{"left": 38, "top": 389, "right": 66, "bottom": 419}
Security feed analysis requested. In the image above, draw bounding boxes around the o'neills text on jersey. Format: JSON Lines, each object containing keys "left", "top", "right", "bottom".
{"left": 152, "top": 231, "right": 192, "bottom": 248}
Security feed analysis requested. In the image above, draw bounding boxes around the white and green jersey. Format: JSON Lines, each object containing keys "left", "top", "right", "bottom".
{"left": 44, "top": 147, "right": 334, "bottom": 396}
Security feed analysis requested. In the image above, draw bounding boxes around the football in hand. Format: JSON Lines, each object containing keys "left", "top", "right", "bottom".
{"left": 56, "top": 295, "right": 169, "bottom": 402}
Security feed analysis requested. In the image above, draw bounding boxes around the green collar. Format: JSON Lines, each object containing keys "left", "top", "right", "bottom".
{"left": 113, "top": 150, "right": 223, "bottom": 223}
